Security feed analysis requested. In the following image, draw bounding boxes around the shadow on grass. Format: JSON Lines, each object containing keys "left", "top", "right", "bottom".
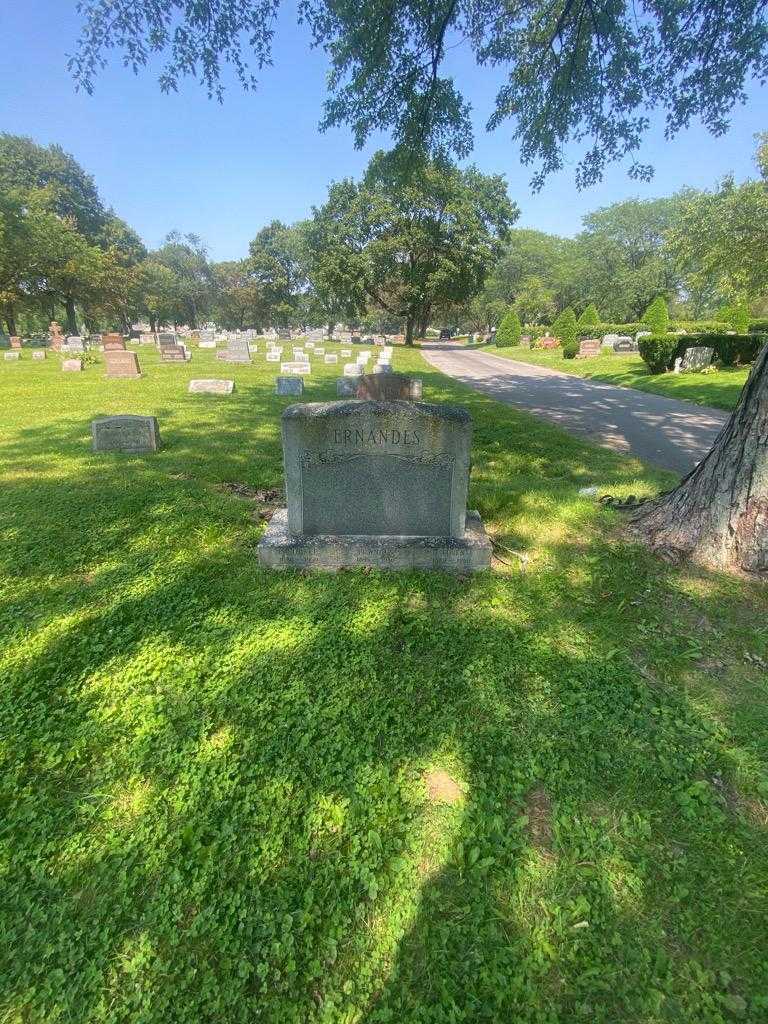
{"left": 1, "top": 372, "right": 767, "bottom": 1021}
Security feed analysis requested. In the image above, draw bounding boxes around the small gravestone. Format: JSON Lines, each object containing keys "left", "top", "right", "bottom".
{"left": 104, "top": 350, "right": 141, "bottom": 378}
{"left": 324, "top": 354, "right": 338, "bottom": 364}
{"left": 343, "top": 362, "right": 362, "bottom": 377}
{"left": 66, "top": 336, "right": 85, "bottom": 353}
{"left": 4, "top": 351, "right": 20, "bottom": 361}
{"left": 577, "top": 339, "right": 601, "bottom": 358}
{"left": 139, "top": 332, "right": 156, "bottom": 345}
{"left": 92, "top": 415, "right": 159, "bottom": 452}
{"left": 602, "top": 333, "right": 619, "bottom": 347}
{"left": 102, "top": 333, "right": 125, "bottom": 351}
{"left": 158, "top": 333, "right": 177, "bottom": 347}
{"left": 314, "top": 347, "right": 325, "bottom": 356}
{"left": 681, "top": 346, "right": 714, "bottom": 372}
{"left": 258, "top": 400, "right": 491, "bottom": 572}
{"left": 10, "top": 336, "right": 23, "bottom": 350}
{"left": 199, "top": 329, "right": 216, "bottom": 345}
{"left": 188, "top": 378, "right": 234, "bottom": 394}
{"left": 266, "top": 351, "right": 280, "bottom": 362}
{"left": 278, "top": 328, "right": 291, "bottom": 340}
{"left": 199, "top": 340, "right": 217, "bottom": 349}
{"left": 32, "top": 350, "right": 46, "bottom": 360}
{"left": 340, "top": 349, "right": 352, "bottom": 357}
{"left": 540, "top": 337, "right": 559, "bottom": 350}
{"left": 409, "top": 379, "right": 423, "bottom": 399}
{"left": 224, "top": 336, "right": 251, "bottom": 363}
{"left": 336, "top": 377, "right": 358, "bottom": 397}
{"left": 519, "top": 338, "right": 531, "bottom": 349}
{"left": 62, "top": 359, "right": 83, "bottom": 372}
{"left": 356, "top": 373, "right": 413, "bottom": 401}
{"left": 613, "top": 336, "right": 638, "bottom": 353}
{"left": 276, "top": 376, "right": 304, "bottom": 396}
{"left": 280, "top": 361, "right": 311, "bottom": 375}
{"left": 161, "top": 345, "right": 188, "bottom": 362}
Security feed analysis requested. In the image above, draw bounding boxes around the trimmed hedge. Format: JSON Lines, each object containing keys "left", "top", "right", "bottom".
{"left": 562, "top": 342, "right": 579, "bottom": 359}
{"left": 496, "top": 309, "right": 521, "bottom": 347}
{"left": 642, "top": 297, "right": 670, "bottom": 335}
{"left": 638, "top": 332, "right": 766, "bottom": 373}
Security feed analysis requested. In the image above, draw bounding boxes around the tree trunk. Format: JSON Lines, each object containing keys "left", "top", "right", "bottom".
{"left": 405, "top": 313, "right": 415, "bottom": 347}
{"left": 629, "top": 341, "right": 768, "bottom": 575}
{"left": 64, "top": 295, "right": 78, "bottom": 335}
{"left": 3, "top": 304, "right": 16, "bottom": 335}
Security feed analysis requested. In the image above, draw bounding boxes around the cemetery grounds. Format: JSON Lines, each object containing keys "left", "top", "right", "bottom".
{"left": 482, "top": 343, "right": 750, "bottom": 412}
{"left": 1, "top": 342, "right": 767, "bottom": 1023}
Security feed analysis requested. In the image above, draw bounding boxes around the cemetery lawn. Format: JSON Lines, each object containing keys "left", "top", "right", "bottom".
{"left": 482, "top": 344, "right": 750, "bottom": 411}
{"left": 2, "top": 343, "right": 768, "bottom": 1024}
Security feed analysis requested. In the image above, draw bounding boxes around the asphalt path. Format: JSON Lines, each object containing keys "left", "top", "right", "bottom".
{"left": 421, "top": 345, "right": 728, "bottom": 475}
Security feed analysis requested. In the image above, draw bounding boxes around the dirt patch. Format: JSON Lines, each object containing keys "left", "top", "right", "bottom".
{"left": 525, "top": 785, "right": 554, "bottom": 855}
{"left": 425, "top": 769, "right": 463, "bottom": 805}
{"left": 220, "top": 482, "right": 281, "bottom": 502}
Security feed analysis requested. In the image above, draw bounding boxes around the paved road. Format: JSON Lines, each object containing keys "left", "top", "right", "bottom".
{"left": 421, "top": 345, "right": 728, "bottom": 475}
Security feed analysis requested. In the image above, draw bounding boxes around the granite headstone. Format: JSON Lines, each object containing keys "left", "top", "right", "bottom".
{"left": 92, "top": 415, "right": 159, "bottom": 452}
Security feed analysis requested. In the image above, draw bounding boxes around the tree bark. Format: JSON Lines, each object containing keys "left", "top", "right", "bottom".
{"left": 629, "top": 341, "right": 768, "bottom": 575}
{"left": 404, "top": 312, "right": 416, "bottom": 347}
{"left": 3, "top": 304, "right": 16, "bottom": 335}
{"left": 64, "top": 295, "right": 78, "bottom": 335}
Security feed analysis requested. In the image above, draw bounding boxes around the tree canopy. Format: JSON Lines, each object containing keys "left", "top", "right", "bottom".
{"left": 70, "top": 0, "right": 768, "bottom": 187}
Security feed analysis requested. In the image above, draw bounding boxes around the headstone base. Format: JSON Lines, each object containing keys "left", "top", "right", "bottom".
{"left": 258, "top": 508, "right": 491, "bottom": 573}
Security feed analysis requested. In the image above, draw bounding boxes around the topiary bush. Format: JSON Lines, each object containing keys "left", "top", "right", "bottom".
{"left": 642, "top": 297, "right": 670, "bottom": 335}
{"left": 638, "top": 334, "right": 681, "bottom": 374}
{"left": 562, "top": 341, "right": 579, "bottom": 359}
{"left": 577, "top": 303, "right": 601, "bottom": 329}
{"left": 552, "top": 308, "right": 577, "bottom": 350}
{"left": 495, "top": 309, "right": 521, "bottom": 347}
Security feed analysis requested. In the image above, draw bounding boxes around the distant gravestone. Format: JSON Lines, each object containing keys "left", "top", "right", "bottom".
{"left": 613, "top": 336, "right": 638, "bottom": 353}
{"left": 62, "top": 359, "right": 83, "bottom": 372}
{"left": 278, "top": 328, "right": 291, "bottom": 340}
{"left": 32, "top": 350, "right": 46, "bottom": 360}
{"left": 577, "top": 339, "right": 601, "bottom": 358}
{"left": 340, "top": 349, "right": 352, "bottom": 357}
{"left": 199, "top": 329, "right": 216, "bottom": 344}
{"left": 540, "top": 337, "right": 559, "bottom": 350}
{"left": 681, "top": 346, "right": 714, "bottom": 372}
{"left": 356, "top": 373, "right": 413, "bottom": 401}
{"left": 519, "top": 338, "right": 531, "bottom": 349}
{"left": 66, "top": 336, "right": 85, "bottom": 353}
{"left": 161, "top": 345, "right": 188, "bottom": 362}
{"left": 4, "top": 351, "right": 20, "bottom": 361}
{"left": 336, "top": 377, "right": 358, "bottom": 397}
{"left": 158, "top": 333, "right": 177, "bottom": 347}
{"left": 258, "top": 400, "right": 491, "bottom": 572}
{"left": 139, "top": 332, "right": 156, "bottom": 345}
{"left": 276, "top": 376, "right": 304, "bottom": 396}
{"left": 103, "top": 334, "right": 126, "bottom": 351}
{"left": 280, "top": 361, "right": 311, "bottom": 375}
{"left": 104, "top": 350, "right": 141, "bottom": 378}
{"left": 343, "top": 362, "right": 362, "bottom": 377}
{"left": 224, "top": 336, "right": 251, "bottom": 363}
{"left": 92, "top": 415, "right": 159, "bottom": 452}
{"left": 10, "top": 336, "right": 22, "bottom": 350}
{"left": 266, "top": 351, "right": 280, "bottom": 362}
{"left": 324, "top": 354, "right": 339, "bottom": 364}
{"left": 409, "top": 379, "right": 423, "bottom": 400}
{"left": 188, "top": 378, "right": 234, "bottom": 394}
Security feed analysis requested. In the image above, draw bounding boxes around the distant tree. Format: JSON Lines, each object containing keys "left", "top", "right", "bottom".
{"left": 513, "top": 276, "right": 557, "bottom": 326}
{"left": 71, "top": 1, "right": 768, "bottom": 187}
{"left": 212, "top": 259, "right": 270, "bottom": 329}
{"left": 495, "top": 309, "right": 521, "bottom": 347}
{"left": 153, "top": 231, "right": 214, "bottom": 327}
{"left": 642, "top": 296, "right": 670, "bottom": 335}
{"left": 248, "top": 221, "right": 305, "bottom": 325}
{"left": 307, "top": 152, "right": 517, "bottom": 345}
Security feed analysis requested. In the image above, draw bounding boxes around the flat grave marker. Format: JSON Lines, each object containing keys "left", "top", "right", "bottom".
{"left": 104, "top": 350, "right": 141, "bottom": 378}
{"left": 92, "top": 415, "right": 159, "bottom": 452}
{"left": 188, "top": 378, "right": 234, "bottom": 395}
{"left": 276, "top": 376, "right": 304, "bottom": 396}
{"left": 62, "top": 359, "right": 83, "bottom": 372}
{"left": 280, "top": 361, "right": 311, "bottom": 375}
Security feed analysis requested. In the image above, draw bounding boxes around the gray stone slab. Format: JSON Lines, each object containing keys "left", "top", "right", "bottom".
{"left": 188, "top": 378, "right": 234, "bottom": 394}
{"left": 276, "top": 376, "right": 304, "bottom": 396}
{"left": 336, "top": 377, "right": 358, "bottom": 397}
{"left": 4, "top": 352, "right": 20, "bottom": 361}
{"left": 280, "top": 361, "right": 311, "bottom": 375}
{"left": 104, "top": 350, "right": 141, "bottom": 378}
{"left": 356, "top": 372, "right": 412, "bottom": 400}
{"left": 681, "top": 346, "right": 714, "bottom": 372}
{"left": 161, "top": 345, "right": 187, "bottom": 362}
{"left": 259, "top": 509, "right": 490, "bottom": 573}
{"left": 62, "top": 359, "right": 83, "bottom": 372}
{"left": 280, "top": 399, "right": 472, "bottom": 538}
{"left": 92, "top": 415, "right": 159, "bottom": 452}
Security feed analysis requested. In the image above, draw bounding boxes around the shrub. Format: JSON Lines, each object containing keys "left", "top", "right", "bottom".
{"left": 642, "top": 297, "right": 670, "bottom": 335}
{"left": 495, "top": 309, "right": 521, "bottom": 347}
{"left": 670, "top": 320, "right": 731, "bottom": 334}
{"left": 577, "top": 303, "right": 600, "bottom": 328}
{"left": 748, "top": 319, "right": 768, "bottom": 334}
{"left": 552, "top": 307, "right": 577, "bottom": 349}
{"left": 562, "top": 341, "right": 579, "bottom": 359}
{"left": 638, "top": 334, "right": 680, "bottom": 374}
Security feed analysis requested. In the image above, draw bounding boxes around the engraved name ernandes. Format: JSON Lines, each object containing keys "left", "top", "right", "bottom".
{"left": 332, "top": 426, "right": 422, "bottom": 447}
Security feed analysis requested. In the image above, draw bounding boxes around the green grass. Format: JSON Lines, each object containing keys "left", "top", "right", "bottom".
{"left": 2, "top": 342, "right": 767, "bottom": 1023}
{"left": 484, "top": 344, "right": 750, "bottom": 411}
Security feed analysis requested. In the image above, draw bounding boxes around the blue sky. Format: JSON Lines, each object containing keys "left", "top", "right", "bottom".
{"left": 2, "top": 1, "right": 766, "bottom": 261}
